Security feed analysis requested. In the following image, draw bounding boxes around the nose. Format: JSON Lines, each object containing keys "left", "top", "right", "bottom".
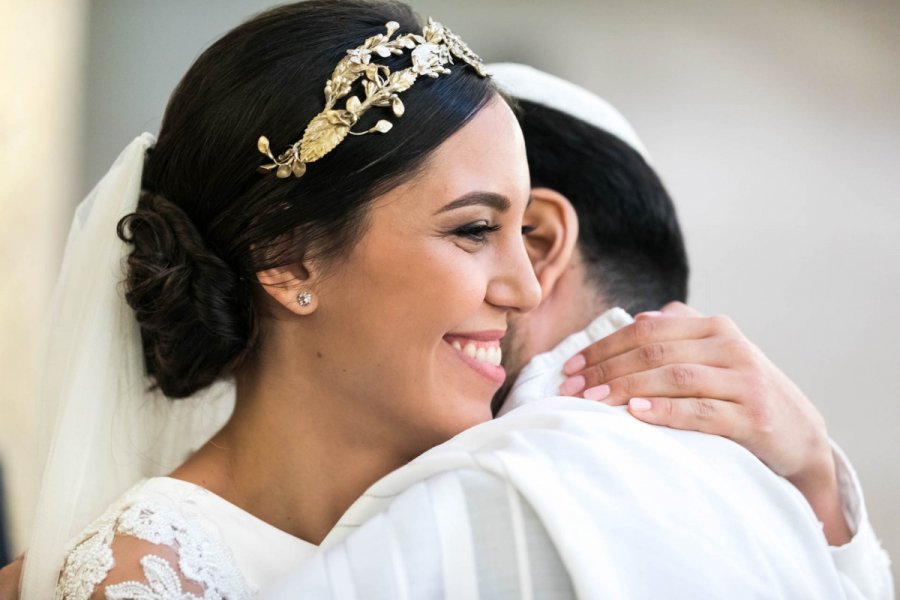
{"left": 487, "top": 233, "right": 542, "bottom": 313}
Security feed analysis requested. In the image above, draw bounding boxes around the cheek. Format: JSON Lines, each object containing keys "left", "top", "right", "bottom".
{"left": 315, "top": 226, "right": 495, "bottom": 445}
{"left": 324, "top": 233, "right": 487, "bottom": 386}
{"left": 358, "top": 233, "right": 487, "bottom": 333}
{"left": 359, "top": 240, "right": 491, "bottom": 399}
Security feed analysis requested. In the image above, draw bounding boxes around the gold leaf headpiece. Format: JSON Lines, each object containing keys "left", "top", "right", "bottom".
{"left": 257, "top": 19, "right": 487, "bottom": 178}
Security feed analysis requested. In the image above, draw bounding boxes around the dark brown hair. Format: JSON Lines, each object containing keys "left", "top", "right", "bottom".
{"left": 118, "top": 0, "right": 497, "bottom": 398}
{"left": 515, "top": 100, "right": 688, "bottom": 314}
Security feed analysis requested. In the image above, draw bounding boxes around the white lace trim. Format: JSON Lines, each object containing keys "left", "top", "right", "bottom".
{"left": 105, "top": 555, "right": 201, "bottom": 600}
{"left": 56, "top": 482, "right": 251, "bottom": 600}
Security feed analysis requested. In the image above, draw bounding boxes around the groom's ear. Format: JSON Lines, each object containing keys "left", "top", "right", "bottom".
{"left": 524, "top": 187, "right": 579, "bottom": 298}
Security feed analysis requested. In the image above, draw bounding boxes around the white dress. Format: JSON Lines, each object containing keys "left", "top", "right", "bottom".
{"left": 55, "top": 477, "right": 316, "bottom": 599}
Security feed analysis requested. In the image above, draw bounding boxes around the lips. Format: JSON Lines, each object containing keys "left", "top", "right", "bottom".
{"left": 443, "top": 332, "right": 506, "bottom": 385}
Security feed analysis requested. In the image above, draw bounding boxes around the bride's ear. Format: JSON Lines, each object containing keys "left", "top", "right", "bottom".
{"left": 256, "top": 259, "right": 320, "bottom": 316}
{"left": 524, "top": 187, "right": 580, "bottom": 298}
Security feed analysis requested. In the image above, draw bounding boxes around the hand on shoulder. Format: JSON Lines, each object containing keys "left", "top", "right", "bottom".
{"left": 561, "top": 301, "right": 851, "bottom": 545}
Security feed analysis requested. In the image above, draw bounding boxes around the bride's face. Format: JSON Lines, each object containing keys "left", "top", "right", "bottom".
{"left": 312, "top": 95, "right": 540, "bottom": 455}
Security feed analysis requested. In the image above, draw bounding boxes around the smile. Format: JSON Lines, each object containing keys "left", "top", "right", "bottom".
{"left": 449, "top": 339, "right": 502, "bottom": 366}
{"left": 443, "top": 332, "right": 506, "bottom": 385}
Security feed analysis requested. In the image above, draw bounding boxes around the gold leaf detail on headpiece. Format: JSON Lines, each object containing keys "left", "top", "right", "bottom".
{"left": 257, "top": 19, "right": 486, "bottom": 179}
{"left": 300, "top": 110, "right": 353, "bottom": 163}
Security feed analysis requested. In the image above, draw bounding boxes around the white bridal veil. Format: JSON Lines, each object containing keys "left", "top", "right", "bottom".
{"left": 22, "top": 134, "right": 234, "bottom": 598}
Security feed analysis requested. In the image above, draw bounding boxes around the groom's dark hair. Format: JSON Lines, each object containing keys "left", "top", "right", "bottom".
{"left": 515, "top": 100, "right": 689, "bottom": 314}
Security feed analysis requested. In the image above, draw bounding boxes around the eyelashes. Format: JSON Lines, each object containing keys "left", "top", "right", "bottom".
{"left": 451, "top": 222, "right": 537, "bottom": 245}
{"left": 452, "top": 221, "right": 501, "bottom": 243}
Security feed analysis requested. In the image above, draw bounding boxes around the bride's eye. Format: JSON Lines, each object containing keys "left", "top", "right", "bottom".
{"left": 452, "top": 221, "right": 501, "bottom": 244}
{"left": 521, "top": 224, "right": 536, "bottom": 236}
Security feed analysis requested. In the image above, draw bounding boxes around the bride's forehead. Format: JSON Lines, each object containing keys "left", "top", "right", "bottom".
{"left": 439, "top": 97, "right": 523, "bottom": 157}
{"left": 412, "top": 110, "right": 527, "bottom": 194}
{"left": 373, "top": 162, "right": 527, "bottom": 216}
{"left": 362, "top": 99, "right": 528, "bottom": 213}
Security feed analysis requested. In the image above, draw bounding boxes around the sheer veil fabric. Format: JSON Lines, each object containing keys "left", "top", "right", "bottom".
{"left": 22, "top": 134, "right": 234, "bottom": 598}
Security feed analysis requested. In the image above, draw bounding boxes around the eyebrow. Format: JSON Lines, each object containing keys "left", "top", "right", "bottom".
{"left": 435, "top": 191, "right": 511, "bottom": 215}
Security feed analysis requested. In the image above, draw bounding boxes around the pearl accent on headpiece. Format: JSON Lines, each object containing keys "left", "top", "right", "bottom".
{"left": 257, "top": 19, "right": 486, "bottom": 179}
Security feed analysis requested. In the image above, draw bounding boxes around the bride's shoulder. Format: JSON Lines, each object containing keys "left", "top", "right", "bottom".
{"left": 56, "top": 478, "right": 250, "bottom": 600}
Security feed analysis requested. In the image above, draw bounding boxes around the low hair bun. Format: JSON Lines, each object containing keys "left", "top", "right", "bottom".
{"left": 117, "top": 191, "right": 254, "bottom": 398}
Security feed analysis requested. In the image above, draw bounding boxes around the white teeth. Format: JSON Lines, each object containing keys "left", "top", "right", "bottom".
{"left": 451, "top": 339, "right": 502, "bottom": 367}
{"left": 489, "top": 346, "right": 502, "bottom": 366}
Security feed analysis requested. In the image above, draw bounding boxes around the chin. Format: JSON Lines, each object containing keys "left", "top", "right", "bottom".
{"left": 421, "top": 396, "right": 494, "bottom": 450}
{"left": 446, "top": 397, "right": 494, "bottom": 437}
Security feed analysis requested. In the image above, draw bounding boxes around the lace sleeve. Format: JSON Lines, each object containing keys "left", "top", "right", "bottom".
{"left": 56, "top": 494, "right": 250, "bottom": 600}
{"left": 83, "top": 536, "right": 205, "bottom": 600}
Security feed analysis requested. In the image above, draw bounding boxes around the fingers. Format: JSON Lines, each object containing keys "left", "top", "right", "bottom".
{"left": 578, "top": 363, "right": 746, "bottom": 406}
{"left": 566, "top": 314, "right": 738, "bottom": 375}
{"left": 572, "top": 336, "right": 739, "bottom": 392}
{"left": 626, "top": 396, "right": 746, "bottom": 441}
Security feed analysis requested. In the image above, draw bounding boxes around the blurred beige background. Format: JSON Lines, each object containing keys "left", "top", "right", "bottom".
{"left": 1, "top": 0, "right": 897, "bottom": 584}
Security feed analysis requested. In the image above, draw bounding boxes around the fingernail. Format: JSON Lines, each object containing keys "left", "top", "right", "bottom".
{"left": 636, "top": 311, "right": 662, "bottom": 320}
{"left": 563, "top": 353, "right": 586, "bottom": 375}
{"left": 583, "top": 384, "right": 610, "bottom": 401}
{"left": 559, "top": 375, "right": 586, "bottom": 396}
{"left": 629, "top": 397, "right": 652, "bottom": 412}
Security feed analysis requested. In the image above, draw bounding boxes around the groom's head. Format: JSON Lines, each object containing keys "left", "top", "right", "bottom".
{"left": 489, "top": 65, "right": 689, "bottom": 408}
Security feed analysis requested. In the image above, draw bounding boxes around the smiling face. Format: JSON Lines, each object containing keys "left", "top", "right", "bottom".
{"left": 304, "top": 95, "right": 540, "bottom": 457}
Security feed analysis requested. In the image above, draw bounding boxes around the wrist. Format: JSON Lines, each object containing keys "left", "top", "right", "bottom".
{"left": 786, "top": 446, "right": 836, "bottom": 496}
{"left": 788, "top": 450, "right": 852, "bottom": 546}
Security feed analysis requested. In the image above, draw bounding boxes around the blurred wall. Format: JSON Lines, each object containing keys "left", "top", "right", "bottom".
{"left": 5, "top": 0, "right": 898, "bottom": 584}
{"left": 0, "top": 0, "right": 86, "bottom": 557}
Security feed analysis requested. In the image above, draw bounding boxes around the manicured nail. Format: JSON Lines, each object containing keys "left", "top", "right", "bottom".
{"left": 563, "top": 353, "right": 586, "bottom": 375}
{"left": 559, "top": 375, "right": 586, "bottom": 396}
{"left": 629, "top": 397, "right": 652, "bottom": 412}
{"left": 583, "top": 384, "right": 610, "bottom": 401}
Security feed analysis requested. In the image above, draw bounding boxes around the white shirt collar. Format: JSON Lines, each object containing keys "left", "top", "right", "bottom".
{"left": 498, "top": 307, "right": 634, "bottom": 416}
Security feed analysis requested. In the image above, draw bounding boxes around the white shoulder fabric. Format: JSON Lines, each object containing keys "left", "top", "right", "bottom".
{"left": 262, "top": 469, "right": 571, "bottom": 600}
{"left": 487, "top": 62, "right": 652, "bottom": 164}
{"left": 261, "top": 399, "right": 849, "bottom": 599}
{"left": 22, "top": 134, "right": 234, "bottom": 599}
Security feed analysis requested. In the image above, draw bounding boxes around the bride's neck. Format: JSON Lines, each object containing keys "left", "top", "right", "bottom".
{"left": 171, "top": 337, "right": 411, "bottom": 545}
